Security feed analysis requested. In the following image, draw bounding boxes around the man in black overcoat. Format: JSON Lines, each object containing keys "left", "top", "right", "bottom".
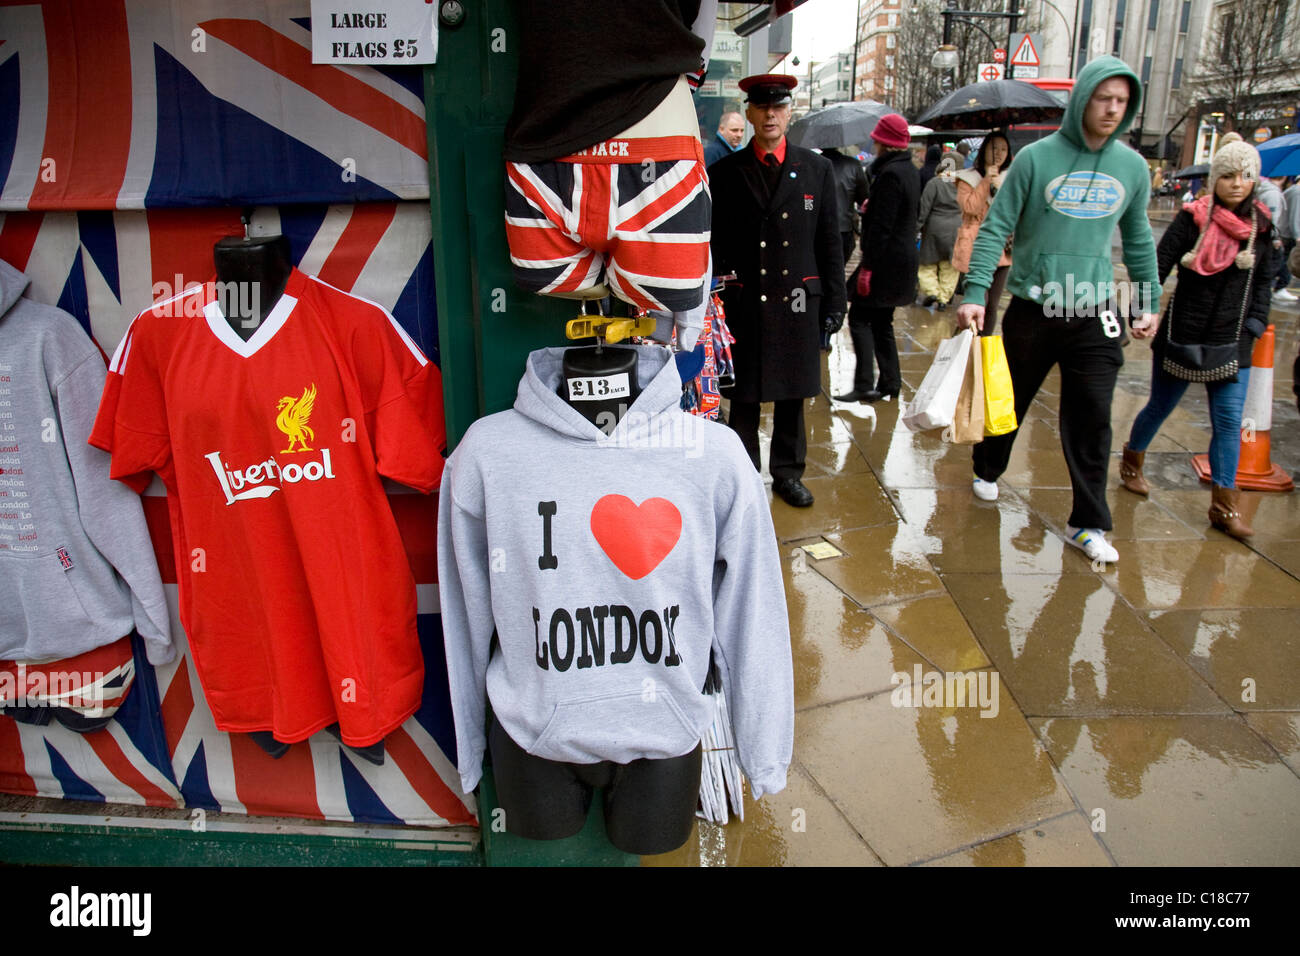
{"left": 709, "top": 74, "right": 845, "bottom": 508}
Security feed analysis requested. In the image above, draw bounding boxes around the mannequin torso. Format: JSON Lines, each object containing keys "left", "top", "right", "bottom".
{"left": 212, "top": 235, "right": 292, "bottom": 341}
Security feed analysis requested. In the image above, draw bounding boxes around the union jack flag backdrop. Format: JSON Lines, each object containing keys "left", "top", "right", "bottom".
{"left": 0, "top": 0, "right": 429, "bottom": 209}
{"left": 0, "top": 2, "right": 474, "bottom": 827}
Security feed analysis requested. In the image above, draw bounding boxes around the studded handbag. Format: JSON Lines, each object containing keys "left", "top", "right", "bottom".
{"left": 1161, "top": 242, "right": 1257, "bottom": 383}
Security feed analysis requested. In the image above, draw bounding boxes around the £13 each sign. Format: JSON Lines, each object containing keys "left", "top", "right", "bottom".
{"left": 310, "top": 0, "right": 437, "bottom": 64}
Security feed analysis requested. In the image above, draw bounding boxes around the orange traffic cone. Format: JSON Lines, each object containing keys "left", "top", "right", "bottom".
{"left": 1192, "top": 324, "right": 1294, "bottom": 491}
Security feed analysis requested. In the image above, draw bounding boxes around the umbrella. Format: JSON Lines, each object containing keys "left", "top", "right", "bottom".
{"left": 912, "top": 127, "right": 991, "bottom": 142}
{"left": 917, "top": 79, "right": 1064, "bottom": 130}
{"left": 1258, "top": 132, "right": 1300, "bottom": 178}
{"left": 1173, "top": 163, "right": 1208, "bottom": 180}
{"left": 788, "top": 100, "right": 892, "bottom": 150}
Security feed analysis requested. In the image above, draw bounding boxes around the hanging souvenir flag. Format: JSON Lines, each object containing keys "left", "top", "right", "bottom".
{"left": 0, "top": 634, "right": 183, "bottom": 809}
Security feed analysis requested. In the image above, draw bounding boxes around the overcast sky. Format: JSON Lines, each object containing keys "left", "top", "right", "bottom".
{"left": 786, "top": 0, "right": 860, "bottom": 70}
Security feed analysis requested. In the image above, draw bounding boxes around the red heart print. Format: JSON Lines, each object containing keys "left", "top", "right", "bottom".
{"left": 590, "top": 495, "right": 682, "bottom": 580}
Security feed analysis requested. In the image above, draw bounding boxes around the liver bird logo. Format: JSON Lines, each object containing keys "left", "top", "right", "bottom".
{"left": 276, "top": 384, "right": 317, "bottom": 454}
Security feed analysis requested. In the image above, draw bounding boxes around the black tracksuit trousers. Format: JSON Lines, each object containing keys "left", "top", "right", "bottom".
{"left": 972, "top": 296, "right": 1125, "bottom": 530}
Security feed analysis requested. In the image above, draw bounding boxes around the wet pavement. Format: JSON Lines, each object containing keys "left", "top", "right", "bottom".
{"left": 646, "top": 216, "right": 1300, "bottom": 866}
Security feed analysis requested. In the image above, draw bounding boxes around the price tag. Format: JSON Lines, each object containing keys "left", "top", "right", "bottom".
{"left": 310, "top": 0, "right": 438, "bottom": 64}
{"left": 566, "top": 373, "right": 631, "bottom": 402}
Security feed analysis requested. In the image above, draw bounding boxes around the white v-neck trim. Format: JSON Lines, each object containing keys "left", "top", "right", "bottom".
{"left": 203, "top": 293, "right": 298, "bottom": 358}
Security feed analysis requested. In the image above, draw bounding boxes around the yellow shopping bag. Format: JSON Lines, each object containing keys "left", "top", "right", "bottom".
{"left": 981, "top": 335, "right": 1017, "bottom": 436}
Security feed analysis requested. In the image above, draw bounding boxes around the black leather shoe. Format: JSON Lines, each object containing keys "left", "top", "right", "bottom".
{"left": 773, "top": 478, "right": 814, "bottom": 507}
{"left": 833, "top": 390, "right": 872, "bottom": 403}
{"left": 863, "top": 388, "right": 899, "bottom": 403}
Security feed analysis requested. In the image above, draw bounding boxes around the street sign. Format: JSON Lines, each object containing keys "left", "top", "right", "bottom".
{"left": 1010, "top": 34, "right": 1041, "bottom": 66}
{"left": 1254, "top": 127, "right": 1272, "bottom": 143}
{"left": 992, "top": 48, "right": 1006, "bottom": 63}
{"left": 698, "top": 80, "right": 721, "bottom": 96}
{"left": 1006, "top": 33, "right": 1042, "bottom": 80}
{"left": 977, "top": 63, "right": 1004, "bottom": 82}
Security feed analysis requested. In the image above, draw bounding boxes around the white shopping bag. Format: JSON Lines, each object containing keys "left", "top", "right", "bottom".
{"left": 903, "top": 328, "right": 974, "bottom": 432}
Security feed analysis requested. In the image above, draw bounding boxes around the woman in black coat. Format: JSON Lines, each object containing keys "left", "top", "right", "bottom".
{"left": 1119, "top": 135, "right": 1276, "bottom": 539}
{"left": 834, "top": 114, "right": 921, "bottom": 403}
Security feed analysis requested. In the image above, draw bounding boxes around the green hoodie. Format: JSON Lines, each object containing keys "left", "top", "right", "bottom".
{"left": 964, "top": 56, "right": 1159, "bottom": 318}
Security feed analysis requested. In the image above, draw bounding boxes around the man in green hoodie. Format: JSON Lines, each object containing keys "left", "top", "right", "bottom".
{"left": 955, "top": 56, "right": 1160, "bottom": 565}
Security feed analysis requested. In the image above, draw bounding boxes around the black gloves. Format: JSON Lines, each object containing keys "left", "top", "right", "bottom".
{"left": 822, "top": 312, "right": 844, "bottom": 336}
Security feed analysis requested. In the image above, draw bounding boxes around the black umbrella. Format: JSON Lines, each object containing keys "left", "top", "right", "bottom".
{"left": 913, "top": 128, "right": 991, "bottom": 143}
{"left": 1172, "top": 163, "right": 1209, "bottom": 180}
{"left": 788, "top": 100, "right": 892, "bottom": 150}
{"left": 916, "top": 79, "right": 1064, "bottom": 131}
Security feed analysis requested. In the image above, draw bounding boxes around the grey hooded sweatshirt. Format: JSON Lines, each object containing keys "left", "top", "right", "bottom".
{"left": 438, "top": 346, "right": 793, "bottom": 797}
{"left": 0, "top": 259, "right": 172, "bottom": 665}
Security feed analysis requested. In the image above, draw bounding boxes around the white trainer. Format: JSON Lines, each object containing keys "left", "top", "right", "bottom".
{"left": 972, "top": 477, "right": 999, "bottom": 501}
{"left": 1274, "top": 288, "right": 1298, "bottom": 303}
{"left": 1065, "top": 525, "right": 1119, "bottom": 563}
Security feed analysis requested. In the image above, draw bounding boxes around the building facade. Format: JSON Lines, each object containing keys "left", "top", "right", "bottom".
{"left": 855, "top": 0, "right": 901, "bottom": 104}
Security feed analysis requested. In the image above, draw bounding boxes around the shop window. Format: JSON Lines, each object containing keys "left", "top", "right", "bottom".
{"left": 1272, "top": 0, "right": 1288, "bottom": 57}
{"left": 1113, "top": 0, "right": 1126, "bottom": 55}
{"left": 1220, "top": 10, "right": 1235, "bottom": 59}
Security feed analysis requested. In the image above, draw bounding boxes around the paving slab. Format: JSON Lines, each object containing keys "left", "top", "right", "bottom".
{"left": 798, "top": 691, "right": 1075, "bottom": 866}
{"left": 1032, "top": 716, "right": 1300, "bottom": 866}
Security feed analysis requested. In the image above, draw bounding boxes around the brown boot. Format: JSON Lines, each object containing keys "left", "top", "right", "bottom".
{"left": 1120, "top": 443, "right": 1150, "bottom": 496}
{"left": 1208, "top": 484, "right": 1254, "bottom": 539}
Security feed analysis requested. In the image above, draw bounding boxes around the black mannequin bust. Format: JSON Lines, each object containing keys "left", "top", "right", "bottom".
{"left": 559, "top": 344, "right": 643, "bottom": 433}
{"left": 212, "top": 233, "right": 292, "bottom": 341}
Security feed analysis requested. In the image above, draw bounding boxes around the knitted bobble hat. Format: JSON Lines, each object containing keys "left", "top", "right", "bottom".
{"left": 1181, "top": 131, "right": 1261, "bottom": 271}
{"left": 871, "top": 113, "right": 911, "bottom": 149}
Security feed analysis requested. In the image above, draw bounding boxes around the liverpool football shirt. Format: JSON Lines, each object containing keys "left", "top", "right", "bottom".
{"left": 90, "top": 268, "right": 445, "bottom": 747}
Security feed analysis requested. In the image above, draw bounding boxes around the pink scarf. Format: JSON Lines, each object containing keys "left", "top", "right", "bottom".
{"left": 1182, "top": 196, "right": 1270, "bottom": 276}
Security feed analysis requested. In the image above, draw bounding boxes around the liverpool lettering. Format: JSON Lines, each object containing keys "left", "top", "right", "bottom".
{"left": 205, "top": 448, "right": 336, "bottom": 506}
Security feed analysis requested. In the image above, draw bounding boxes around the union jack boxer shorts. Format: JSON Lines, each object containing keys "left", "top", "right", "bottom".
{"left": 505, "top": 135, "right": 711, "bottom": 313}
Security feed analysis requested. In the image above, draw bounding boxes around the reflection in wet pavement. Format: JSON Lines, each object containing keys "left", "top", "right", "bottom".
{"left": 646, "top": 285, "right": 1300, "bottom": 867}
